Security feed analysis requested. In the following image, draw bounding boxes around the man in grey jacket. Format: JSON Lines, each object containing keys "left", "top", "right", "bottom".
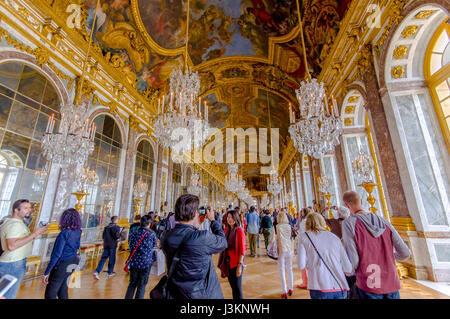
{"left": 341, "top": 191, "right": 410, "bottom": 299}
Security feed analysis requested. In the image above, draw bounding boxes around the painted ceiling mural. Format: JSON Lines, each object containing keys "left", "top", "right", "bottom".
{"left": 82, "top": 0, "right": 352, "bottom": 96}
{"left": 78, "top": 0, "right": 352, "bottom": 182}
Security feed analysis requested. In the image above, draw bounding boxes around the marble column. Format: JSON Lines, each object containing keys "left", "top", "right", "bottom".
{"left": 334, "top": 143, "right": 349, "bottom": 196}
{"left": 362, "top": 59, "right": 409, "bottom": 218}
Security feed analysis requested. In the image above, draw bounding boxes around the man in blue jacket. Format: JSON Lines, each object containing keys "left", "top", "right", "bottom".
{"left": 161, "top": 194, "right": 227, "bottom": 299}
{"left": 246, "top": 206, "right": 260, "bottom": 257}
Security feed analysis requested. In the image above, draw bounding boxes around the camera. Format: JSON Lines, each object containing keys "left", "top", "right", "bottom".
{"left": 38, "top": 221, "right": 48, "bottom": 228}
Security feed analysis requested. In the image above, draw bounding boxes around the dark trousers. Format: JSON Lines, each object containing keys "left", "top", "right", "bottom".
{"left": 125, "top": 266, "right": 151, "bottom": 299}
{"left": 95, "top": 248, "right": 116, "bottom": 274}
{"left": 45, "top": 256, "right": 79, "bottom": 299}
{"left": 227, "top": 267, "right": 243, "bottom": 299}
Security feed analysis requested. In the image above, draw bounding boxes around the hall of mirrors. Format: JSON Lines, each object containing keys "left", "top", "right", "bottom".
{"left": 0, "top": 0, "right": 449, "bottom": 297}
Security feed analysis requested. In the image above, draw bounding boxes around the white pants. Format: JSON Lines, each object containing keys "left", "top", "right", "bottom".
{"left": 277, "top": 251, "right": 294, "bottom": 293}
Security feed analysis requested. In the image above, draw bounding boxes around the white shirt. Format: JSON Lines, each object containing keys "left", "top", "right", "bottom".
{"left": 297, "top": 230, "right": 352, "bottom": 291}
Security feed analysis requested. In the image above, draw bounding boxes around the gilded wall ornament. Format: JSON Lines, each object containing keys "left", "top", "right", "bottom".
{"left": 33, "top": 47, "right": 50, "bottom": 66}
{"left": 374, "top": 0, "right": 409, "bottom": 57}
{"left": 415, "top": 10, "right": 435, "bottom": 19}
{"left": 391, "top": 66, "right": 406, "bottom": 78}
{"left": 393, "top": 45, "right": 408, "bottom": 59}
{"left": 344, "top": 118, "right": 354, "bottom": 126}
{"left": 345, "top": 106, "right": 355, "bottom": 114}
{"left": 401, "top": 25, "right": 419, "bottom": 38}
{"left": 348, "top": 96, "right": 359, "bottom": 103}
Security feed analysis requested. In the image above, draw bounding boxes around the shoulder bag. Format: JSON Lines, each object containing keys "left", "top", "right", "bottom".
{"left": 150, "top": 232, "right": 189, "bottom": 299}
{"left": 124, "top": 230, "right": 149, "bottom": 273}
{"left": 305, "top": 232, "right": 346, "bottom": 298}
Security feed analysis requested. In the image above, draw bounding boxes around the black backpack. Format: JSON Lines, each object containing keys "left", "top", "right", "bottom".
{"left": 156, "top": 218, "right": 171, "bottom": 239}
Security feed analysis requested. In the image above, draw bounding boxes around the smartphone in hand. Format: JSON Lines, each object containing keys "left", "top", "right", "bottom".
{"left": 0, "top": 274, "right": 18, "bottom": 298}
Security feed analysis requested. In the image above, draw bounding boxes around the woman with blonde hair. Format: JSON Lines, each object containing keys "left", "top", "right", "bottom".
{"left": 276, "top": 211, "right": 294, "bottom": 299}
{"left": 297, "top": 212, "right": 352, "bottom": 299}
{"left": 296, "top": 207, "right": 312, "bottom": 289}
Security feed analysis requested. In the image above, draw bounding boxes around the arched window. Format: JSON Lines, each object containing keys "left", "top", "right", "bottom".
{"left": 426, "top": 21, "right": 450, "bottom": 151}
{"left": 81, "top": 114, "right": 122, "bottom": 231}
{"left": 385, "top": 8, "right": 450, "bottom": 227}
{"left": 0, "top": 62, "right": 59, "bottom": 219}
{"left": 320, "top": 154, "right": 341, "bottom": 208}
{"left": 131, "top": 139, "right": 154, "bottom": 221}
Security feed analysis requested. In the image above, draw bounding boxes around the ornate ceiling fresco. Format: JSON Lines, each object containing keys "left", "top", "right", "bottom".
{"left": 79, "top": 0, "right": 352, "bottom": 189}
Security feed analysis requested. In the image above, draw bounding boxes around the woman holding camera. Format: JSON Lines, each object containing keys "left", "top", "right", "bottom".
{"left": 43, "top": 208, "right": 82, "bottom": 299}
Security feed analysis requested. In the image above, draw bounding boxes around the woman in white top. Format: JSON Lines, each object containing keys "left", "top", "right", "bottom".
{"left": 276, "top": 212, "right": 294, "bottom": 299}
{"left": 296, "top": 207, "right": 312, "bottom": 289}
{"left": 297, "top": 212, "right": 352, "bottom": 299}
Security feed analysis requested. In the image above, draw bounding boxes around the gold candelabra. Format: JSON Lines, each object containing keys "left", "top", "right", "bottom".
{"left": 321, "top": 192, "right": 334, "bottom": 218}
{"left": 358, "top": 182, "right": 378, "bottom": 214}
{"left": 134, "top": 197, "right": 142, "bottom": 218}
{"left": 72, "top": 191, "right": 89, "bottom": 212}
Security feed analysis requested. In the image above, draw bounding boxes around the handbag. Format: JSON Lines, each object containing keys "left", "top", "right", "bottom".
{"left": 305, "top": 232, "right": 346, "bottom": 298}
{"left": 150, "top": 233, "right": 188, "bottom": 299}
{"left": 267, "top": 237, "right": 278, "bottom": 260}
{"left": 124, "top": 230, "right": 149, "bottom": 273}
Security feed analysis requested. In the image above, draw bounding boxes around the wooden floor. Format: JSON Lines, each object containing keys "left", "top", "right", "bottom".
{"left": 17, "top": 237, "right": 449, "bottom": 299}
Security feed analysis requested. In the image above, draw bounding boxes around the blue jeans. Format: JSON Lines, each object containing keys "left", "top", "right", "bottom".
{"left": 95, "top": 248, "right": 116, "bottom": 274}
{"left": 358, "top": 288, "right": 400, "bottom": 299}
{"left": 0, "top": 258, "right": 27, "bottom": 299}
{"left": 310, "top": 290, "right": 348, "bottom": 299}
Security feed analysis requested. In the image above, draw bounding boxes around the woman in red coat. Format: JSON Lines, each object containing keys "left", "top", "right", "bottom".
{"left": 218, "top": 210, "right": 247, "bottom": 299}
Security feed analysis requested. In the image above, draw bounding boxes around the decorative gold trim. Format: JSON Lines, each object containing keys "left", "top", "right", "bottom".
{"left": 348, "top": 96, "right": 359, "bottom": 103}
{"left": 415, "top": 10, "right": 435, "bottom": 19}
{"left": 44, "top": 222, "right": 60, "bottom": 234}
{"left": 374, "top": 0, "right": 409, "bottom": 57}
{"left": 391, "top": 65, "right": 406, "bottom": 78}
{"left": 393, "top": 45, "right": 408, "bottom": 59}
{"left": 401, "top": 25, "right": 419, "bottom": 38}
{"left": 344, "top": 118, "right": 353, "bottom": 126}
{"left": 345, "top": 106, "right": 355, "bottom": 114}
{"left": 391, "top": 217, "right": 417, "bottom": 231}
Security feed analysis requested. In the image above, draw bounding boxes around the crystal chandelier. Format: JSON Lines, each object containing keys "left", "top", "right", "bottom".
{"left": 153, "top": 0, "right": 209, "bottom": 154}
{"left": 318, "top": 175, "right": 332, "bottom": 194}
{"left": 133, "top": 178, "right": 148, "bottom": 199}
{"left": 187, "top": 172, "right": 202, "bottom": 196}
{"left": 288, "top": 0, "right": 343, "bottom": 159}
{"left": 74, "top": 166, "right": 96, "bottom": 192}
{"left": 42, "top": 104, "right": 96, "bottom": 167}
{"left": 32, "top": 170, "right": 47, "bottom": 193}
{"left": 101, "top": 178, "right": 116, "bottom": 202}
{"left": 225, "top": 164, "right": 246, "bottom": 194}
{"left": 267, "top": 169, "right": 282, "bottom": 196}
{"left": 261, "top": 193, "right": 270, "bottom": 208}
{"left": 352, "top": 150, "right": 375, "bottom": 185}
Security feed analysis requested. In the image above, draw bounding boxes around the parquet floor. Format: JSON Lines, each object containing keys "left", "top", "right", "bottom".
{"left": 17, "top": 237, "right": 449, "bottom": 299}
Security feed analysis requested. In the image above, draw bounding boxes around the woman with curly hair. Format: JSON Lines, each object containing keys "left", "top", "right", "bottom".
{"left": 43, "top": 208, "right": 82, "bottom": 299}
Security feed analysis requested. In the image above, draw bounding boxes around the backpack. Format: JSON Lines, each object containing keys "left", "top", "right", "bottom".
{"left": 156, "top": 218, "right": 171, "bottom": 239}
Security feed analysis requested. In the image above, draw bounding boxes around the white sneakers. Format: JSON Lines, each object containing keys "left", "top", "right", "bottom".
{"left": 93, "top": 272, "right": 100, "bottom": 280}
{"left": 107, "top": 273, "right": 116, "bottom": 278}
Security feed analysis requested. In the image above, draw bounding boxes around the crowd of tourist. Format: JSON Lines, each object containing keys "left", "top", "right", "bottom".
{"left": 0, "top": 189, "right": 411, "bottom": 300}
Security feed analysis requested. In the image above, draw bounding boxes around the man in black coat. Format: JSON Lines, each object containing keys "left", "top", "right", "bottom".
{"left": 94, "top": 216, "right": 121, "bottom": 279}
{"left": 161, "top": 194, "right": 227, "bottom": 299}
